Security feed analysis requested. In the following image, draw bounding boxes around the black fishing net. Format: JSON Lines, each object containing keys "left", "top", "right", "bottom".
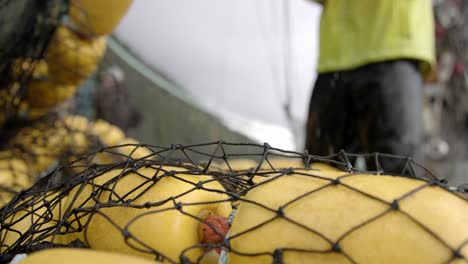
{"left": 0, "top": 142, "right": 466, "bottom": 264}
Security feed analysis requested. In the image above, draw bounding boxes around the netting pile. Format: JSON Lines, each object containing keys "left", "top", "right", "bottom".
{"left": 0, "top": 142, "right": 466, "bottom": 264}
{"left": 0, "top": 0, "right": 66, "bottom": 128}
{"left": 0, "top": 0, "right": 122, "bottom": 134}
{"left": 0, "top": 0, "right": 142, "bottom": 210}
{"left": 0, "top": 115, "right": 150, "bottom": 207}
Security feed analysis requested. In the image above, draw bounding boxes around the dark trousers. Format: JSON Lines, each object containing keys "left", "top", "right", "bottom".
{"left": 305, "top": 60, "right": 424, "bottom": 174}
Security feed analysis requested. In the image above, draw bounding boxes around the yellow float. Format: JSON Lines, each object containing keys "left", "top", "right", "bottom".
{"left": 46, "top": 26, "right": 106, "bottom": 85}
{"left": 10, "top": 59, "right": 48, "bottom": 80}
{"left": 228, "top": 171, "right": 468, "bottom": 264}
{"left": 90, "top": 120, "right": 126, "bottom": 147}
{"left": 10, "top": 117, "right": 78, "bottom": 175}
{"left": 57, "top": 166, "right": 231, "bottom": 263}
{"left": 69, "top": 0, "right": 134, "bottom": 36}
{"left": 14, "top": 248, "right": 160, "bottom": 264}
{"left": 9, "top": 116, "right": 145, "bottom": 176}
{"left": 25, "top": 80, "right": 77, "bottom": 110}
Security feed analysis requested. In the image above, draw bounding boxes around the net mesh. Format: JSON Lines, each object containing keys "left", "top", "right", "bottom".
{"left": 0, "top": 142, "right": 466, "bottom": 264}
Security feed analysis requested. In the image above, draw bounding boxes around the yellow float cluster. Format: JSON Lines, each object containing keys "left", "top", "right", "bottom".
{"left": 0, "top": 154, "right": 466, "bottom": 264}
{"left": 0, "top": 0, "right": 135, "bottom": 199}
{"left": 1, "top": 0, "right": 133, "bottom": 122}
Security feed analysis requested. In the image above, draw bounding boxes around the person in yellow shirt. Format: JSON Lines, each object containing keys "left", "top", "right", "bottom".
{"left": 305, "top": 0, "right": 436, "bottom": 174}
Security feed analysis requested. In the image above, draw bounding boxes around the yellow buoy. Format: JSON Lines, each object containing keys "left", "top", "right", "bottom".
{"left": 25, "top": 80, "right": 77, "bottom": 109}
{"left": 0, "top": 152, "right": 32, "bottom": 207}
{"left": 46, "top": 26, "right": 106, "bottom": 85}
{"left": 69, "top": 0, "right": 133, "bottom": 36}
{"left": 16, "top": 248, "right": 160, "bottom": 264}
{"left": 228, "top": 172, "right": 468, "bottom": 264}
{"left": 57, "top": 166, "right": 231, "bottom": 263}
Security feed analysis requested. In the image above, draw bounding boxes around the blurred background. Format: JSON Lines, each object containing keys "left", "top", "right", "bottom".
{"left": 0, "top": 0, "right": 467, "bottom": 192}
{"left": 91, "top": 0, "right": 468, "bottom": 186}
{"left": 93, "top": 0, "right": 321, "bottom": 151}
